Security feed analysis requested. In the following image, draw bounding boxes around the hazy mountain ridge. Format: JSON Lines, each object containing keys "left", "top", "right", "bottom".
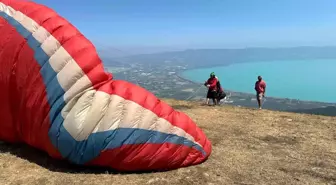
{"left": 114, "top": 46, "right": 336, "bottom": 68}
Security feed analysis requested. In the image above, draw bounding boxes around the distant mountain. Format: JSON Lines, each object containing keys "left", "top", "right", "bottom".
{"left": 116, "top": 46, "right": 336, "bottom": 68}
{"left": 100, "top": 56, "right": 131, "bottom": 68}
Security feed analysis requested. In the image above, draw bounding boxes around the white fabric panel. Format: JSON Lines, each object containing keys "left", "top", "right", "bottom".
{"left": 62, "top": 90, "right": 202, "bottom": 148}
{"left": 32, "top": 26, "right": 50, "bottom": 45}
{"left": 16, "top": 11, "right": 39, "bottom": 34}
{"left": 48, "top": 47, "right": 72, "bottom": 73}
{"left": 0, "top": 2, "right": 15, "bottom": 16}
{"left": 62, "top": 90, "right": 96, "bottom": 140}
{"left": 57, "top": 59, "right": 85, "bottom": 92}
{"left": 63, "top": 75, "right": 92, "bottom": 103}
{"left": 0, "top": 2, "right": 93, "bottom": 104}
{"left": 40, "top": 34, "right": 61, "bottom": 57}
{"left": 12, "top": 10, "right": 24, "bottom": 26}
{"left": 61, "top": 85, "right": 94, "bottom": 119}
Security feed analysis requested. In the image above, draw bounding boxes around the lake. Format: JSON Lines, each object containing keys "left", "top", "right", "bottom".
{"left": 181, "top": 59, "right": 336, "bottom": 103}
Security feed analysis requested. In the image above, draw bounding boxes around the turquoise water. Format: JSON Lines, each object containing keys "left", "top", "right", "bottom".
{"left": 181, "top": 59, "right": 336, "bottom": 103}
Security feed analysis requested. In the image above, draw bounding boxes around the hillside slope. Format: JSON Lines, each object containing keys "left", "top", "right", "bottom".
{"left": 0, "top": 99, "right": 335, "bottom": 185}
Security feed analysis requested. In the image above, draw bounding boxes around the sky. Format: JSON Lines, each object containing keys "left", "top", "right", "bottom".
{"left": 34, "top": 0, "right": 336, "bottom": 55}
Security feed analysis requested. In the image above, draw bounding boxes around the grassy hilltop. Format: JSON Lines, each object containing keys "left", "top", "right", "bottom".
{"left": 0, "top": 99, "right": 335, "bottom": 185}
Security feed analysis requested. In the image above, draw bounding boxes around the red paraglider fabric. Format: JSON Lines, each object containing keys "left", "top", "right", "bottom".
{"left": 0, "top": 0, "right": 212, "bottom": 171}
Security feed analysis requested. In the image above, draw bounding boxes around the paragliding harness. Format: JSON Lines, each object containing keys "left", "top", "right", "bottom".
{"left": 216, "top": 81, "right": 226, "bottom": 101}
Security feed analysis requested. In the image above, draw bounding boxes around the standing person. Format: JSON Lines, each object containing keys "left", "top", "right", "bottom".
{"left": 255, "top": 75, "right": 266, "bottom": 109}
{"left": 204, "top": 72, "right": 218, "bottom": 105}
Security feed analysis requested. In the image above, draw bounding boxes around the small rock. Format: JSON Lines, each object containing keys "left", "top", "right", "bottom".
{"left": 147, "top": 179, "right": 155, "bottom": 184}
{"left": 147, "top": 178, "right": 160, "bottom": 184}
{"left": 287, "top": 119, "right": 292, "bottom": 122}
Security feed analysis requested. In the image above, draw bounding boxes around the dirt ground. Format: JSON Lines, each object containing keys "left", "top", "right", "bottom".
{"left": 0, "top": 99, "right": 335, "bottom": 185}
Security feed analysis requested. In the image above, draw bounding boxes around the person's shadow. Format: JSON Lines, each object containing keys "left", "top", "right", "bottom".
{"left": 0, "top": 141, "right": 164, "bottom": 174}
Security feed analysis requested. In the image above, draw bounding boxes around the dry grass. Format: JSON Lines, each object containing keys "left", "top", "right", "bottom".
{"left": 1, "top": 99, "right": 336, "bottom": 185}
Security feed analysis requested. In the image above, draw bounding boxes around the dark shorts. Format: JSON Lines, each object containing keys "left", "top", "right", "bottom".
{"left": 207, "top": 90, "right": 217, "bottom": 99}
{"left": 256, "top": 92, "right": 263, "bottom": 100}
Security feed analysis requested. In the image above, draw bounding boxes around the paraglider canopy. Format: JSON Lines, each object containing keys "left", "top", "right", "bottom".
{"left": 0, "top": 0, "right": 212, "bottom": 172}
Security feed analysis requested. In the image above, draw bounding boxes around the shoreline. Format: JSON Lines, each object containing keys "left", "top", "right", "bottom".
{"left": 176, "top": 69, "right": 336, "bottom": 105}
{"left": 176, "top": 70, "right": 258, "bottom": 98}
{"left": 104, "top": 63, "right": 336, "bottom": 105}
{"left": 180, "top": 58, "right": 303, "bottom": 71}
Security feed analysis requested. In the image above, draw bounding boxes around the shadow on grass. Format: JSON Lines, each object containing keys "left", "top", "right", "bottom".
{"left": 0, "top": 141, "right": 172, "bottom": 175}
